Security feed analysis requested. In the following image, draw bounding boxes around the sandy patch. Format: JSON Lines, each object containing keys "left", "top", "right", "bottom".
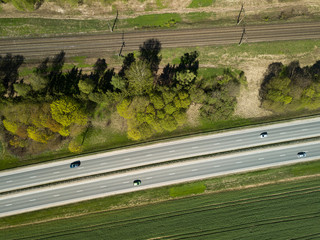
{"left": 110, "top": 111, "right": 127, "bottom": 133}
{"left": 0, "top": 0, "right": 318, "bottom": 20}
{"left": 234, "top": 60, "right": 273, "bottom": 118}
{"left": 186, "top": 103, "right": 201, "bottom": 126}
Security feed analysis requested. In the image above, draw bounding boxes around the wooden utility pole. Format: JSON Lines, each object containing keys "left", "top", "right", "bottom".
{"left": 237, "top": 4, "right": 245, "bottom": 25}
{"left": 238, "top": 25, "right": 247, "bottom": 46}
{"left": 112, "top": 10, "right": 119, "bottom": 32}
{"left": 118, "top": 31, "right": 125, "bottom": 57}
{"left": 237, "top": 3, "right": 247, "bottom": 46}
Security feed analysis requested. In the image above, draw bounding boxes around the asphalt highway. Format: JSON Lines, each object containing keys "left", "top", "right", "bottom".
{"left": 0, "top": 141, "right": 319, "bottom": 218}
{"left": 1, "top": 117, "right": 320, "bottom": 193}
{"left": 1, "top": 22, "right": 320, "bottom": 60}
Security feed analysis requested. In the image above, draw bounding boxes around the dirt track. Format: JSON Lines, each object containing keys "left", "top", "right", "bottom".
{"left": 1, "top": 22, "right": 320, "bottom": 61}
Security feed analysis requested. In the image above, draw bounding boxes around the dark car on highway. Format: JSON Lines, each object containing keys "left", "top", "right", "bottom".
{"left": 133, "top": 180, "right": 141, "bottom": 186}
{"left": 297, "top": 152, "right": 306, "bottom": 158}
{"left": 70, "top": 161, "right": 81, "bottom": 168}
{"left": 260, "top": 132, "right": 268, "bottom": 138}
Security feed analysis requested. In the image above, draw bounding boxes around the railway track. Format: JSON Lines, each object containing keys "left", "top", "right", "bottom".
{"left": 0, "top": 22, "right": 320, "bottom": 61}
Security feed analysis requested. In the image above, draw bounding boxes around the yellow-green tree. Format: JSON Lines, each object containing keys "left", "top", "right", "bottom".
{"left": 50, "top": 97, "right": 88, "bottom": 127}
{"left": 27, "top": 126, "right": 51, "bottom": 144}
{"left": 2, "top": 119, "right": 18, "bottom": 134}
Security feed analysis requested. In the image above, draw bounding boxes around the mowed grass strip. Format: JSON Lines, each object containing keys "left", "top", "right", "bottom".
{"left": 159, "top": 39, "right": 320, "bottom": 68}
{"left": 169, "top": 182, "right": 206, "bottom": 197}
{"left": 188, "top": 0, "right": 215, "bottom": 8}
{"left": 1, "top": 175, "right": 319, "bottom": 239}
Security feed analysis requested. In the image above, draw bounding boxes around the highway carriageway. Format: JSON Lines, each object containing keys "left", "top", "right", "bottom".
{"left": 1, "top": 117, "right": 320, "bottom": 193}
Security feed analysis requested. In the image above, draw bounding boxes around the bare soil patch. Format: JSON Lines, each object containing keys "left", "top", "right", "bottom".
{"left": 0, "top": 0, "right": 319, "bottom": 21}
{"left": 186, "top": 103, "right": 201, "bottom": 127}
{"left": 235, "top": 60, "right": 273, "bottom": 118}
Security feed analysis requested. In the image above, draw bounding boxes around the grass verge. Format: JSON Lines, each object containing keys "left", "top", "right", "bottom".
{"left": 0, "top": 160, "right": 319, "bottom": 239}
{"left": 188, "top": 0, "right": 215, "bottom": 8}
{"left": 1, "top": 12, "right": 320, "bottom": 38}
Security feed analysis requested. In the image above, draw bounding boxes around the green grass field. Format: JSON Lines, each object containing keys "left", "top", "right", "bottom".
{"left": 1, "top": 170, "right": 319, "bottom": 239}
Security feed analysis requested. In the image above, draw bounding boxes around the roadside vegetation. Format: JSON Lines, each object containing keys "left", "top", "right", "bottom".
{"left": 0, "top": 159, "right": 319, "bottom": 239}
{"left": 0, "top": 39, "right": 245, "bottom": 169}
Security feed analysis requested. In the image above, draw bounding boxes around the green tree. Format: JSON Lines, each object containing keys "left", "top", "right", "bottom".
{"left": 117, "top": 98, "right": 132, "bottom": 119}
{"left": 161, "top": 115, "right": 177, "bottom": 132}
{"left": 111, "top": 75, "right": 127, "bottom": 92}
{"left": 164, "top": 103, "right": 176, "bottom": 115}
{"left": 28, "top": 73, "right": 48, "bottom": 92}
{"left": 125, "top": 61, "right": 154, "bottom": 96}
{"left": 161, "top": 88, "right": 176, "bottom": 104}
{"left": 173, "top": 110, "right": 187, "bottom": 126}
{"left": 78, "top": 78, "right": 95, "bottom": 95}
{"left": 13, "top": 83, "right": 32, "bottom": 97}
{"left": 175, "top": 70, "right": 196, "bottom": 87}
{"left": 150, "top": 92, "right": 165, "bottom": 110}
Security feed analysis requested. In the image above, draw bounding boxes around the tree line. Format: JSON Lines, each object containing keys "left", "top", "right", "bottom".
{"left": 260, "top": 60, "right": 320, "bottom": 113}
{"left": 0, "top": 39, "right": 245, "bottom": 157}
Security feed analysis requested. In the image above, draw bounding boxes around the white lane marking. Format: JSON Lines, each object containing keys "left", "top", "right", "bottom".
{"left": 214, "top": 165, "right": 221, "bottom": 168}
{"left": 169, "top": 150, "right": 175, "bottom": 153}
{"left": 236, "top": 139, "right": 242, "bottom": 142}
{"left": 78, "top": 167, "right": 84, "bottom": 169}
{"left": 214, "top": 143, "right": 220, "bottom": 145}
{"left": 279, "top": 132, "right": 286, "bottom": 135}
{"left": 29, "top": 199, "right": 36, "bottom": 202}
{"left": 125, "top": 158, "right": 131, "bottom": 160}
{"left": 5, "top": 204, "right": 12, "bottom": 206}
{"left": 123, "top": 181, "right": 129, "bottom": 184}
{"left": 100, "top": 163, "right": 106, "bottom": 165}
{"left": 29, "top": 176, "right": 36, "bottom": 178}
{"left": 54, "top": 194, "right": 60, "bottom": 197}
{"left": 146, "top": 154, "right": 153, "bottom": 157}
{"left": 191, "top": 146, "right": 199, "bottom": 149}
{"left": 146, "top": 177, "right": 152, "bottom": 179}
{"left": 302, "top": 129, "right": 309, "bottom": 131}
{"left": 100, "top": 186, "right": 106, "bottom": 188}
{"left": 6, "top": 180, "right": 13, "bottom": 183}
{"left": 259, "top": 158, "right": 265, "bottom": 160}
{"left": 236, "top": 161, "right": 242, "bottom": 164}
{"left": 280, "top": 154, "right": 286, "bottom": 157}
{"left": 169, "top": 173, "right": 175, "bottom": 175}
{"left": 53, "top": 172, "right": 60, "bottom": 174}
{"left": 76, "top": 190, "right": 83, "bottom": 193}
{"left": 192, "top": 169, "right": 198, "bottom": 172}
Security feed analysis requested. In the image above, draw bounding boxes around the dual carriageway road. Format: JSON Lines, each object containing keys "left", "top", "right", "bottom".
{"left": 1, "top": 117, "right": 320, "bottom": 217}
